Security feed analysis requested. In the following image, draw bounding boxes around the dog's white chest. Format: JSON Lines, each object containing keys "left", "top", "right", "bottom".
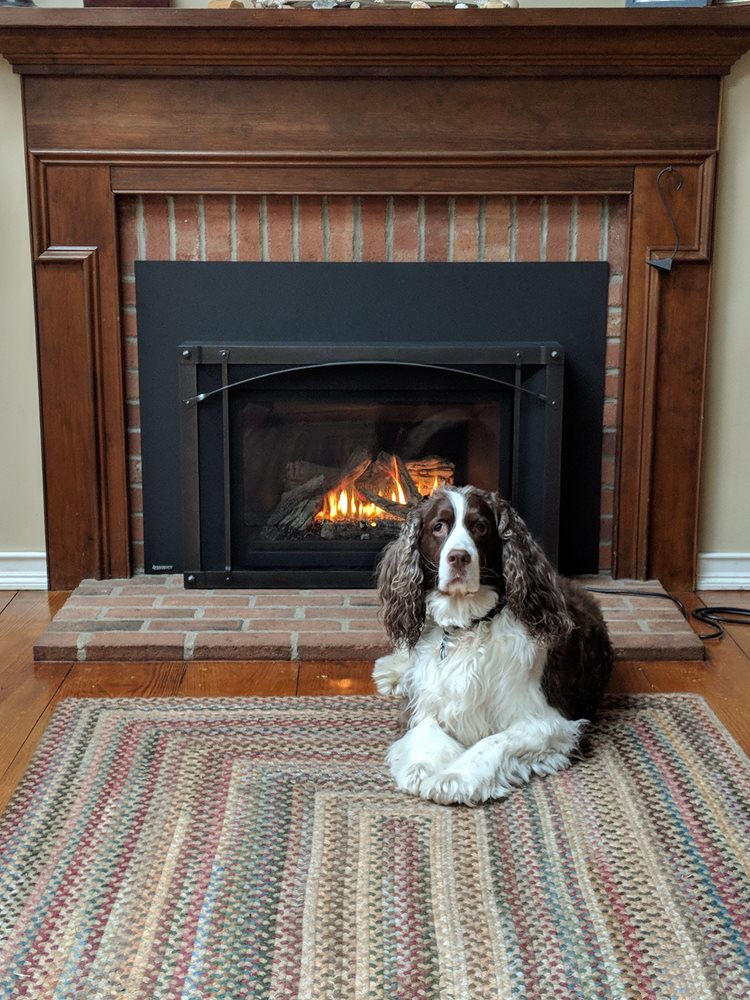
{"left": 407, "top": 608, "right": 549, "bottom": 746}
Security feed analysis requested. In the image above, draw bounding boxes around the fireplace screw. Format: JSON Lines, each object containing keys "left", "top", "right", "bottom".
{"left": 186, "top": 575, "right": 196, "bottom": 585}
{"left": 551, "top": 350, "right": 560, "bottom": 360}
{"left": 181, "top": 349, "right": 192, "bottom": 359}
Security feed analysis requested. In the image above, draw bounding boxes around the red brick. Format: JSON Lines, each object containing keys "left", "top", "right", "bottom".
{"left": 600, "top": 489, "right": 615, "bottom": 516}
{"left": 33, "top": 632, "right": 79, "bottom": 662}
{"left": 604, "top": 374, "right": 620, "bottom": 400}
{"left": 575, "top": 197, "right": 604, "bottom": 261}
{"left": 392, "top": 196, "right": 420, "bottom": 262}
{"left": 483, "top": 196, "right": 511, "bottom": 262}
{"left": 296, "top": 631, "right": 390, "bottom": 660}
{"left": 545, "top": 198, "right": 572, "bottom": 262}
{"left": 607, "top": 310, "right": 623, "bottom": 341}
{"left": 118, "top": 197, "right": 139, "bottom": 277}
{"left": 298, "top": 196, "right": 325, "bottom": 262}
{"left": 235, "top": 195, "right": 263, "bottom": 260}
{"left": 608, "top": 279, "right": 624, "bottom": 308}
{"left": 346, "top": 593, "right": 380, "bottom": 607}
{"left": 131, "top": 541, "right": 144, "bottom": 571}
{"left": 209, "top": 607, "right": 298, "bottom": 620}
{"left": 147, "top": 619, "right": 243, "bottom": 631}
{"left": 515, "top": 197, "right": 542, "bottom": 262}
{"left": 304, "top": 606, "right": 377, "bottom": 620}
{"left": 192, "top": 632, "right": 292, "bottom": 660}
{"left": 173, "top": 194, "right": 200, "bottom": 261}
{"left": 161, "top": 595, "right": 254, "bottom": 607}
{"left": 607, "top": 198, "right": 629, "bottom": 276}
{"left": 129, "top": 486, "right": 143, "bottom": 514}
{"left": 123, "top": 335, "right": 138, "bottom": 371}
{"left": 120, "top": 277, "right": 136, "bottom": 308}
{"left": 124, "top": 370, "right": 140, "bottom": 404}
{"left": 83, "top": 632, "right": 186, "bottom": 661}
{"left": 142, "top": 195, "right": 171, "bottom": 259}
{"left": 360, "top": 197, "right": 388, "bottom": 262}
{"left": 103, "top": 606, "right": 187, "bottom": 619}
{"left": 605, "top": 338, "right": 623, "bottom": 370}
{"left": 266, "top": 195, "right": 293, "bottom": 261}
{"left": 126, "top": 402, "right": 140, "bottom": 432}
{"left": 290, "top": 620, "right": 347, "bottom": 632}
{"left": 204, "top": 196, "right": 231, "bottom": 261}
{"left": 603, "top": 400, "right": 618, "bottom": 429}
{"left": 423, "top": 197, "right": 450, "bottom": 262}
{"left": 327, "top": 197, "right": 356, "bottom": 261}
{"left": 452, "top": 197, "right": 480, "bottom": 262}
{"left": 130, "top": 515, "right": 144, "bottom": 543}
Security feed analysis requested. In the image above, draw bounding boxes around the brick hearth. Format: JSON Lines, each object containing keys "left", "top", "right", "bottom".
{"left": 34, "top": 576, "right": 704, "bottom": 663}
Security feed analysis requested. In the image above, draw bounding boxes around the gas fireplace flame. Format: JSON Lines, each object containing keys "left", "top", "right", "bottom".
{"left": 315, "top": 455, "right": 449, "bottom": 526}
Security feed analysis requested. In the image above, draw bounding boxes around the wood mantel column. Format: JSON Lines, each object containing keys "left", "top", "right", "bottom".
{"left": 30, "top": 162, "right": 129, "bottom": 587}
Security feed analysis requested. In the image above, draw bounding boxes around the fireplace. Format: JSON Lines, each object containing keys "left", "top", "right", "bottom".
{"left": 136, "top": 260, "right": 606, "bottom": 586}
{"left": 3, "top": 10, "right": 749, "bottom": 591}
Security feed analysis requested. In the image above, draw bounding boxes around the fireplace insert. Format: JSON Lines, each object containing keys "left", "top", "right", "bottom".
{"left": 135, "top": 261, "right": 609, "bottom": 583}
{"left": 180, "top": 344, "right": 563, "bottom": 587}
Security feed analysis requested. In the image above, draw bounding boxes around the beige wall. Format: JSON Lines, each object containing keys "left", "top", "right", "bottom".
{"left": 0, "top": 0, "right": 748, "bottom": 582}
{"left": 701, "top": 49, "right": 750, "bottom": 555}
{"left": 0, "top": 62, "right": 45, "bottom": 555}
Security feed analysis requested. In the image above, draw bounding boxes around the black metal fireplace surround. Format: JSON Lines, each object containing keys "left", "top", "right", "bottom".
{"left": 135, "top": 262, "right": 609, "bottom": 587}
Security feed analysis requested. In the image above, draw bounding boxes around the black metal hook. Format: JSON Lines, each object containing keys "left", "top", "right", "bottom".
{"left": 647, "top": 166, "right": 684, "bottom": 273}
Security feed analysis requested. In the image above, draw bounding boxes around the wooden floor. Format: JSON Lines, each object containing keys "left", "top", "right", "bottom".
{"left": 1, "top": 589, "right": 749, "bottom": 814}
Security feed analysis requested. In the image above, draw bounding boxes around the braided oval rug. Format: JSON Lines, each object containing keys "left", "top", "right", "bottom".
{"left": 0, "top": 694, "right": 748, "bottom": 1000}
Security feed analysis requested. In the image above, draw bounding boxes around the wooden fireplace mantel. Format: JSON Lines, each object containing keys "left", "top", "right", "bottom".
{"left": 1, "top": 8, "right": 750, "bottom": 590}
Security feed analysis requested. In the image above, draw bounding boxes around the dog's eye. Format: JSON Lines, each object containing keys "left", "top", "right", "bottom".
{"left": 432, "top": 521, "right": 445, "bottom": 534}
{"left": 472, "top": 520, "right": 489, "bottom": 537}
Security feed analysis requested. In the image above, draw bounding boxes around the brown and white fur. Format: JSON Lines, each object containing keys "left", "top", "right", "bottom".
{"left": 373, "top": 486, "right": 613, "bottom": 806}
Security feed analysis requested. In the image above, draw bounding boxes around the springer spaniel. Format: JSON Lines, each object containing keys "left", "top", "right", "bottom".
{"left": 373, "top": 486, "right": 613, "bottom": 806}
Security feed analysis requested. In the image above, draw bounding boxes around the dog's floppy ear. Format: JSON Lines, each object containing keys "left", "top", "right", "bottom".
{"left": 486, "top": 493, "right": 573, "bottom": 644}
{"left": 377, "top": 503, "right": 426, "bottom": 650}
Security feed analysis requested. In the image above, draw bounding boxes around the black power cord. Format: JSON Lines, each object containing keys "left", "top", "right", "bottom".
{"left": 585, "top": 587, "right": 750, "bottom": 641}
{"left": 690, "top": 606, "right": 750, "bottom": 641}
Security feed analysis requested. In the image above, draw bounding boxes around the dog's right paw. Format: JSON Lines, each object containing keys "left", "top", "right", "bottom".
{"left": 372, "top": 651, "right": 410, "bottom": 696}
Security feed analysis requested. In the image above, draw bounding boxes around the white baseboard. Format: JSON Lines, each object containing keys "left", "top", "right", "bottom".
{"left": 0, "top": 551, "right": 48, "bottom": 590}
{"left": 697, "top": 553, "right": 750, "bottom": 591}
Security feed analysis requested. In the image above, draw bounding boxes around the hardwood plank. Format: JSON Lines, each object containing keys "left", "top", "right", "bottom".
{"left": 179, "top": 661, "right": 298, "bottom": 698}
{"left": 0, "top": 591, "right": 69, "bottom": 674}
{"left": 59, "top": 661, "right": 187, "bottom": 699}
{"left": 0, "top": 663, "right": 73, "bottom": 814}
{"left": 297, "top": 660, "right": 376, "bottom": 696}
{"left": 0, "top": 592, "right": 73, "bottom": 806}
{"left": 698, "top": 590, "right": 750, "bottom": 658}
{"left": 0, "top": 592, "right": 15, "bottom": 615}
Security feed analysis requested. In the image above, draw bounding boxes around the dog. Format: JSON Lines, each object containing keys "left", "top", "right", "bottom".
{"left": 373, "top": 485, "right": 613, "bottom": 806}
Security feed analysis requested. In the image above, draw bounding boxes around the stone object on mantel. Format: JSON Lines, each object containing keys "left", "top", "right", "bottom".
{"left": 248, "top": 0, "right": 519, "bottom": 7}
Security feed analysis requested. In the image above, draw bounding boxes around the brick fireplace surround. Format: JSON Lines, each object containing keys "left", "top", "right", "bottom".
{"left": 2, "top": 8, "right": 750, "bottom": 663}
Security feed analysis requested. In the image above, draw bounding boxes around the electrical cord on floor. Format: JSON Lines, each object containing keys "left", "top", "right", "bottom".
{"left": 690, "top": 606, "right": 750, "bottom": 641}
{"left": 584, "top": 586, "right": 750, "bottom": 641}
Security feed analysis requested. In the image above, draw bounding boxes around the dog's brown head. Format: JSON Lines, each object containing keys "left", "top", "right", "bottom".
{"left": 377, "top": 486, "right": 573, "bottom": 650}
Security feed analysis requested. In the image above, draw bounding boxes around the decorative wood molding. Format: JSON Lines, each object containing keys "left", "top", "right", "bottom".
{"left": 1, "top": 9, "right": 749, "bottom": 76}
{"left": 1, "top": 9, "right": 749, "bottom": 590}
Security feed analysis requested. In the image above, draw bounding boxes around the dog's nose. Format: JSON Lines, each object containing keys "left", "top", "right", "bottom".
{"left": 447, "top": 548, "right": 471, "bottom": 569}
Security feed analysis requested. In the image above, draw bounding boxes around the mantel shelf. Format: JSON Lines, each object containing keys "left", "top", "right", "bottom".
{"left": 1, "top": 8, "right": 750, "bottom": 77}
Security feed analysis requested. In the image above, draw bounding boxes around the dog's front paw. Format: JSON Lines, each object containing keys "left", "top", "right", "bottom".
{"left": 529, "top": 751, "right": 571, "bottom": 778}
{"left": 372, "top": 651, "right": 410, "bottom": 696}
{"left": 395, "top": 762, "right": 436, "bottom": 797}
{"left": 419, "top": 771, "right": 491, "bottom": 807}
